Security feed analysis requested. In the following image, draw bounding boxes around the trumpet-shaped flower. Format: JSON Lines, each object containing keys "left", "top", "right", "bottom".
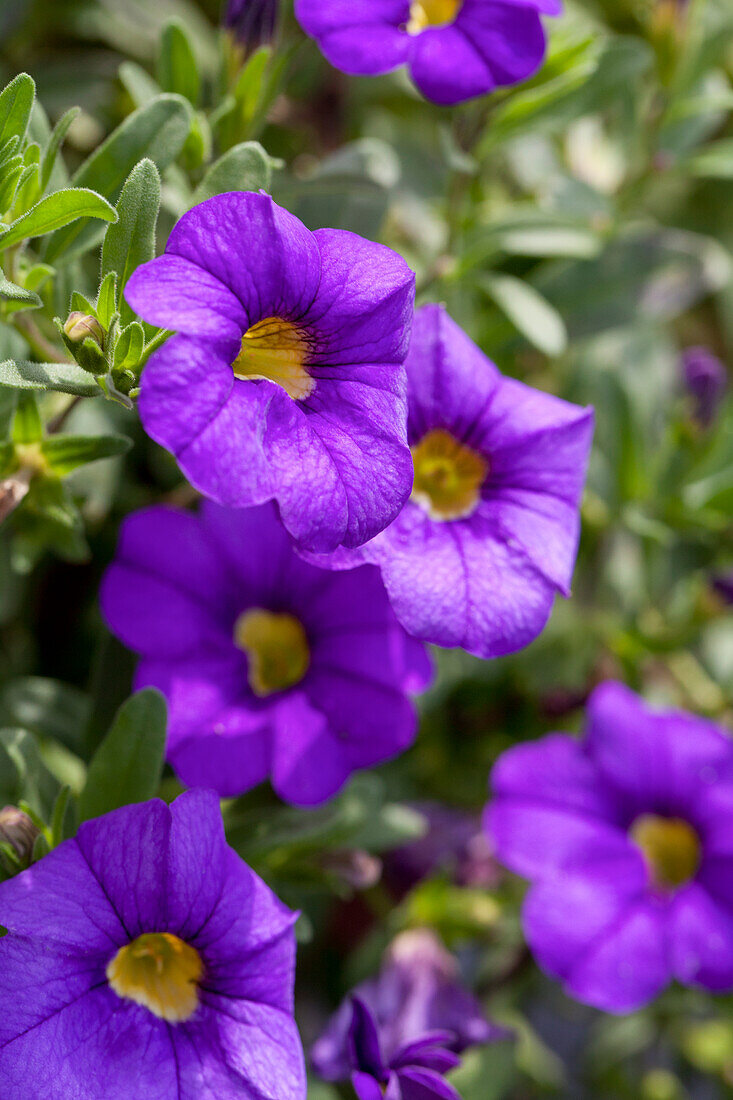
{"left": 125, "top": 191, "right": 415, "bottom": 554}
{"left": 0, "top": 791, "right": 305, "bottom": 1099}
{"left": 101, "top": 501, "right": 431, "bottom": 807}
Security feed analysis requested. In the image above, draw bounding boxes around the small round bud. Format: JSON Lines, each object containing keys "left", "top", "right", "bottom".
{"left": 63, "top": 312, "right": 105, "bottom": 349}
{"left": 0, "top": 805, "right": 40, "bottom": 866}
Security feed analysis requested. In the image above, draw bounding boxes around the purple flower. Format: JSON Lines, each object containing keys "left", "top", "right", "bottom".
{"left": 486, "top": 681, "right": 733, "bottom": 1013}
{"left": 303, "top": 304, "right": 594, "bottom": 659}
{"left": 681, "top": 346, "right": 727, "bottom": 428}
{"left": 295, "top": 0, "right": 561, "bottom": 106}
{"left": 224, "top": 0, "right": 279, "bottom": 49}
{"left": 125, "top": 191, "right": 415, "bottom": 554}
{"left": 0, "top": 791, "right": 305, "bottom": 1099}
{"left": 713, "top": 573, "right": 733, "bottom": 603}
{"left": 101, "top": 500, "right": 431, "bottom": 807}
{"left": 313, "top": 931, "right": 504, "bottom": 1098}
{"left": 312, "top": 929, "right": 501, "bottom": 1082}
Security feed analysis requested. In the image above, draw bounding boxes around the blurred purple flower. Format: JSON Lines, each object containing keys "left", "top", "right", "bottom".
{"left": 295, "top": 0, "right": 561, "bottom": 106}
{"left": 487, "top": 681, "right": 733, "bottom": 1013}
{"left": 681, "top": 346, "right": 727, "bottom": 427}
{"left": 125, "top": 191, "right": 415, "bottom": 554}
{"left": 312, "top": 929, "right": 504, "bottom": 1088}
{"left": 713, "top": 573, "right": 733, "bottom": 604}
{"left": 386, "top": 801, "right": 500, "bottom": 895}
{"left": 224, "top": 0, "right": 279, "bottom": 49}
{"left": 303, "top": 304, "right": 594, "bottom": 659}
{"left": 0, "top": 791, "right": 305, "bottom": 1099}
{"left": 101, "top": 500, "right": 431, "bottom": 807}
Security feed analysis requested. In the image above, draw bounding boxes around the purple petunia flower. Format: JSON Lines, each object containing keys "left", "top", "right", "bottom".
{"left": 101, "top": 500, "right": 431, "bottom": 807}
{"left": 302, "top": 304, "right": 594, "bottom": 659}
{"left": 125, "top": 191, "right": 416, "bottom": 554}
{"left": 224, "top": 0, "right": 279, "bottom": 49}
{"left": 486, "top": 681, "right": 733, "bottom": 1013}
{"left": 681, "top": 346, "right": 727, "bottom": 428}
{"left": 312, "top": 929, "right": 502, "bottom": 1082}
{"left": 0, "top": 791, "right": 305, "bottom": 1099}
{"left": 295, "top": 0, "right": 562, "bottom": 106}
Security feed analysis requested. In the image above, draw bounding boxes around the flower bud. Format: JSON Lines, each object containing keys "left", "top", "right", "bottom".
{"left": 224, "top": 0, "right": 279, "bottom": 50}
{"left": 681, "top": 346, "right": 727, "bottom": 428}
{"left": 63, "top": 312, "right": 105, "bottom": 350}
{"left": 0, "top": 805, "right": 40, "bottom": 867}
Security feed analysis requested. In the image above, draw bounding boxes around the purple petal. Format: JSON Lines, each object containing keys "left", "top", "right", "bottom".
{"left": 667, "top": 883, "right": 733, "bottom": 991}
{"left": 585, "top": 682, "right": 733, "bottom": 821}
{"left": 352, "top": 1071, "right": 387, "bottom": 1100}
{"left": 306, "top": 228, "right": 415, "bottom": 367}
{"left": 270, "top": 692, "right": 353, "bottom": 806}
{"left": 524, "top": 877, "right": 671, "bottom": 1013}
{"left": 397, "top": 1065, "right": 462, "bottom": 1100}
{"left": 125, "top": 253, "right": 247, "bottom": 343}
{"left": 349, "top": 996, "right": 388, "bottom": 1081}
{"left": 295, "top": 1, "right": 411, "bottom": 75}
{"left": 165, "top": 191, "right": 322, "bottom": 327}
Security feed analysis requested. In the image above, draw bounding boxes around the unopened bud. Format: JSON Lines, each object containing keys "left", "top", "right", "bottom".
{"left": 63, "top": 312, "right": 105, "bottom": 350}
{"left": 0, "top": 805, "right": 40, "bottom": 867}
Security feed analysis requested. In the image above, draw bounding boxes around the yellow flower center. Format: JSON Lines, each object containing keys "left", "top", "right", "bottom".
{"left": 630, "top": 814, "right": 701, "bottom": 891}
{"left": 407, "top": 0, "right": 463, "bottom": 34}
{"left": 232, "top": 317, "right": 314, "bottom": 400}
{"left": 234, "top": 608, "right": 310, "bottom": 696}
{"left": 106, "top": 932, "right": 203, "bottom": 1023}
{"left": 411, "top": 429, "right": 487, "bottom": 521}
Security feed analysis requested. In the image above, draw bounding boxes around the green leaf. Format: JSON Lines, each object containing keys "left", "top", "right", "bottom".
{"left": 0, "top": 160, "right": 23, "bottom": 215}
{"left": 96, "top": 271, "right": 117, "bottom": 329}
{"left": 44, "top": 95, "right": 192, "bottom": 263}
{"left": 157, "top": 20, "right": 201, "bottom": 107}
{"left": 49, "top": 785, "right": 72, "bottom": 847}
{"left": 101, "top": 159, "right": 161, "bottom": 325}
{"left": 41, "top": 433, "right": 131, "bottom": 476}
{"left": 480, "top": 274, "right": 568, "bottom": 357}
{"left": 0, "top": 188, "right": 117, "bottom": 251}
{"left": 192, "top": 141, "right": 273, "bottom": 204}
{"left": 0, "top": 271, "right": 42, "bottom": 309}
{"left": 0, "top": 677, "right": 90, "bottom": 754}
{"left": 119, "top": 61, "right": 162, "bottom": 110}
{"left": 0, "top": 727, "right": 58, "bottom": 817}
{"left": 78, "top": 689, "right": 167, "bottom": 822}
{"left": 0, "top": 359, "right": 100, "bottom": 397}
{"left": 687, "top": 138, "right": 733, "bottom": 179}
{"left": 113, "top": 322, "right": 145, "bottom": 371}
{"left": 40, "top": 106, "right": 80, "bottom": 194}
{"left": 0, "top": 74, "right": 35, "bottom": 147}
{"left": 12, "top": 392, "right": 42, "bottom": 444}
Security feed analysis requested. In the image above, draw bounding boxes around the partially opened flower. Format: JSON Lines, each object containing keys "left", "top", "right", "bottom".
{"left": 125, "top": 191, "right": 415, "bottom": 554}
{"left": 0, "top": 791, "right": 305, "bottom": 1099}
{"left": 304, "top": 304, "right": 594, "bottom": 659}
{"left": 101, "top": 501, "right": 431, "bottom": 806}
{"left": 295, "top": 0, "right": 561, "bottom": 106}
{"left": 224, "top": 0, "right": 279, "bottom": 49}
{"left": 312, "top": 928, "right": 503, "bottom": 1083}
{"left": 486, "top": 682, "right": 733, "bottom": 1013}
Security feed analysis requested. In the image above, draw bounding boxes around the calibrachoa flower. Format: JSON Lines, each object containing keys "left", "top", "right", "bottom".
{"left": 125, "top": 191, "right": 415, "bottom": 554}
{"left": 486, "top": 681, "right": 733, "bottom": 1013}
{"left": 681, "top": 346, "right": 727, "bottom": 428}
{"left": 0, "top": 791, "right": 305, "bottom": 1099}
{"left": 295, "top": 0, "right": 561, "bottom": 106}
{"left": 224, "top": 0, "right": 279, "bottom": 49}
{"left": 304, "top": 304, "right": 594, "bottom": 659}
{"left": 312, "top": 929, "right": 502, "bottom": 1079}
{"left": 101, "top": 501, "right": 431, "bottom": 806}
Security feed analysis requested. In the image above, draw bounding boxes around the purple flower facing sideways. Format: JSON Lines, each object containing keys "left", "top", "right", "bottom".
{"left": 125, "top": 191, "right": 416, "bottom": 554}
{"left": 312, "top": 930, "right": 503, "bottom": 1098}
{"left": 681, "top": 346, "right": 727, "bottom": 428}
{"left": 0, "top": 791, "right": 305, "bottom": 1100}
{"left": 304, "top": 304, "right": 594, "bottom": 660}
{"left": 101, "top": 501, "right": 431, "bottom": 807}
{"left": 295, "top": 0, "right": 561, "bottom": 106}
{"left": 224, "top": 0, "right": 279, "bottom": 49}
{"left": 486, "top": 682, "right": 733, "bottom": 1013}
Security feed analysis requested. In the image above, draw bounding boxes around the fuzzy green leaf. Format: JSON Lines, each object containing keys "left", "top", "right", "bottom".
{"left": 0, "top": 74, "right": 35, "bottom": 148}
{"left": 44, "top": 95, "right": 192, "bottom": 263}
{"left": 101, "top": 159, "right": 161, "bottom": 325}
{"left": 192, "top": 141, "right": 273, "bottom": 204}
{"left": 0, "top": 188, "right": 117, "bottom": 251}
{"left": 0, "top": 272, "right": 42, "bottom": 309}
{"left": 157, "top": 20, "right": 200, "bottom": 107}
{"left": 0, "top": 359, "right": 100, "bottom": 397}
